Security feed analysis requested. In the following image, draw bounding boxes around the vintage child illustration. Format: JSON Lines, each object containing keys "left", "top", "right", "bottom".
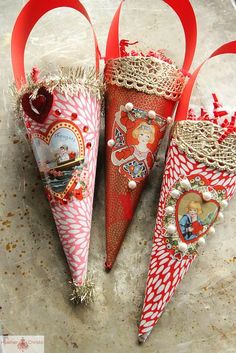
{"left": 31, "top": 120, "right": 89, "bottom": 200}
{"left": 177, "top": 191, "right": 219, "bottom": 242}
{"left": 111, "top": 107, "right": 166, "bottom": 182}
{"left": 179, "top": 201, "right": 204, "bottom": 240}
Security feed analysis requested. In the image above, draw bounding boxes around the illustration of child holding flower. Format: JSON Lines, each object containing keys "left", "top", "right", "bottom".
{"left": 179, "top": 201, "right": 204, "bottom": 241}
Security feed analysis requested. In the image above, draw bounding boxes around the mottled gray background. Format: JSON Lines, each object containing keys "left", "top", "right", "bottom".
{"left": 0, "top": 1, "right": 236, "bottom": 352}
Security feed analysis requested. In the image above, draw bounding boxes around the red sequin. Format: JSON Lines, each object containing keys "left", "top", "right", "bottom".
{"left": 71, "top": 112, "right": 78, "bottom": 120}
{"left": 86, "top": 142, "right": 92, "bottom": 149}
{"left": 55, "top": 109, "right": 61, "bottom": 116}
{"left": 83, "top": 126, "right": 89, "bottom": 132}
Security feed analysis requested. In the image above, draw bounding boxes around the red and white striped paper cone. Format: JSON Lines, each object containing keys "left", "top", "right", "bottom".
{"left": 138, "top": 41, "right": 236, "bottom": 342}
{"left": 11, "top": 0, "right": 102, "bottom": 304}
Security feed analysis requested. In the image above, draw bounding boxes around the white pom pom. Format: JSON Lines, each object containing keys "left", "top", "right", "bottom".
{"left": 221, "top": 200, "right": 228, "bottom": 209}
{"left": 167, "top": 116, "right": 173, "bottom": 124}
{"left": 128, "top": 180, "right": 137, "bottom": 190}
{"left": 170, "top": 189, "right": 181, "bottom": 199}
{"left": 178, "top": 242, "right": 188, "bottom": 252}
{"left": 148, "top": 110, "right": 156, "bottom": 119}
{"left": 202, "top": 191, "right": 212, "bottom": 201}
{"left": 167, "top": 224, "right": 176, "bottom": 234}
{"left": 217, "top": 212, "right": 224, "bottom": 222}
{"left": 197, "top": 237, "right": 206, "bottom": 246}
{"left": 125, "top": 102, "right": 133, "bottom": 111}
{"left": 166, "top": 206, "right": 174, "bottom": 215}
{"left": 180, "top": 178, "right": 191, "bottom": 190}
{"left": 208, "top": 226, "right": 215, "bottom": 235}
{"left": 107, "top": 139, "right": 115, "bottom": 147}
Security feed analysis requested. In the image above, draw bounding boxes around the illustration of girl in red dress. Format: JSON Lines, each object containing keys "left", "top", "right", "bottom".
{"left": 111, "top": 108, "right": 163, "bottom": 181}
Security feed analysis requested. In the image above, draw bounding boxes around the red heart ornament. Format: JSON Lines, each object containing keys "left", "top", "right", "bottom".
{"left": 176, "top": 190, "right": 220, "bottom": 244}
{"left": 21, "top": 87, "right": 53, "bottom": 124}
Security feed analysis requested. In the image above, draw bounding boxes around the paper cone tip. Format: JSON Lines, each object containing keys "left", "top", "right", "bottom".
{"left": 138, "top": 333, "right": 150, "bottom": 344}
{"left": 70, "top": 279, "right": 95, "bottom": 305}
{"left": 104, "top": 261, "right": 113, "bottom": 272}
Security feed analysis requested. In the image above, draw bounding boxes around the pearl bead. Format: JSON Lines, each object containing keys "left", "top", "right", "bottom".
{"left": 208, "top": 226, "right": 215, "bottom": 235}
{"left": 170, "top": 189, "right": 181, "bottom": 199}
{"left": 202, "top": 191, "right": 212, "bottom": 201}
{"left": 178, "top": 242, "right": 188, "bottom": 252}
{"left": 221, "top": 200, "right": 228, "bottom": 209}
{"left": 180, "top": 178, "right": 191, "bottom": 191}
{"left": 128, "top": 180, "right": 137, "bottom": 190}
{"left": 166, "top": 206, "right": 174, "bottom": 215}
{"left": 125, "top": 102, "right": 133, "bottom": 112}
{"left": 148, "top": 110, "right": 156, "bottom": 119}
{"left": 217, "top": 212, "right": 224, "bottom": 222}
{"left": 167, "top": 224, "right": 176, "bottom": 234}
{"left": 167, "top": 116, "right": 173, "bottom": 124}
{"left": 198, "top": 237, "right": 206, "bottom": 246}
{"left": 107, "top": 139, "right": 115, "bottom": 147}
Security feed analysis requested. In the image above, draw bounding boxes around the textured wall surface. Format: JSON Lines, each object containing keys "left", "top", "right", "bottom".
{"left": 0, "top": 1, "right": 236, "bottom": 352}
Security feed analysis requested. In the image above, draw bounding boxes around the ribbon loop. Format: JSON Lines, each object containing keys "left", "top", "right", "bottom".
{"left": 11, "top": 0, "right": 100, "bottom": 90}
{"left": 175, "top": 41, "right": 236, "bottom": 122}
{"left": 105, "top": 0, "right": 197, "bottom": 72}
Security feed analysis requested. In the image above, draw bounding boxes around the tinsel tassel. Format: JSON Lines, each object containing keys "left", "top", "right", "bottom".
{"left": 70, "top": 278, "right": 95, "bottom": 305}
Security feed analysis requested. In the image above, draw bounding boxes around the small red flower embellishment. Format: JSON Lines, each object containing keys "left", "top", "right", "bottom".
{"left": 74, "top": 187, "right": 84, "bottom": 200}
{"left": 69, "top": 152, "right": 76, "bottom": 159}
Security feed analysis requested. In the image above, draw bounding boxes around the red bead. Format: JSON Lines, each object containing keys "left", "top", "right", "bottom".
{"left": 86, "top": 142, "right": 92, "bottom": 149}
{"left": 54, "top": 109, "right": 61, "bottom": 116}
{"left": 83, "top": 126, "right": 89, "bottom": 132}
{"left": 71, "top": 112, "right": 78, "bottom": 120}
{"left": 25, "top": 121, "right": 31, "bottom": 128}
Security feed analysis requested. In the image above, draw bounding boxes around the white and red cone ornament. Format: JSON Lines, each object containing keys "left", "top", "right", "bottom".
{"left": 138, "top": 41, "right": 236, "bottom": 342}
{"left": 104, "top": 0, "right": 197, "bottom": 271}
{"left": 11, "top": 0, "right": 102, "bottom": 304}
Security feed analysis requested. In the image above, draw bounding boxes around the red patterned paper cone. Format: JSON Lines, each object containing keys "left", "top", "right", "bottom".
{"left": 138, "top": 109, "right": 236, "bottom": 342}
{"left": 16, "top": 68, "right": 102, "bottom": 303}
{"left": 104, "top": 55, "right": 185, "bottom": 270}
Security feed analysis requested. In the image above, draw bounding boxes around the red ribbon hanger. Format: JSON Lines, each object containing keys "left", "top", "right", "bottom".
{"left": 175, "top": 41, "right": 236, "bottom": 121}
{"left": 105, "top": 0, "right": 197, "bottom": 73}
{"left": 11, "top": 0, "right": 100, "bottom": 90}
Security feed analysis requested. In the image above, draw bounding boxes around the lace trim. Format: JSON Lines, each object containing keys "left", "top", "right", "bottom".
{"left": 104, "top": 57, "right": 185, "bottom": 101}
{"left": 174, "top": 120, "right": 236, "bottom": 173}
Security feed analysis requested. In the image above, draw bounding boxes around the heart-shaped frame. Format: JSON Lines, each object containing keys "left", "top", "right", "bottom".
{"left": 31, "top": 120, "right": 85, "bottom": 201}
{"left": 176, "top": 190, "right": 220, "bottom": 244}
{"left": 163, "top": 174, "right": 227, "bottom": 259}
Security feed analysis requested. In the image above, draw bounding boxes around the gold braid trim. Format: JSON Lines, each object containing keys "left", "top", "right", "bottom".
{"left": 11, "top": 65, "right": 103, "bottom": 121}
{"left": 104, "top": 56, "right": 185, "bottom": 101}
{"left": 173, "top": 120, "right": 236, "bottom": 173}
